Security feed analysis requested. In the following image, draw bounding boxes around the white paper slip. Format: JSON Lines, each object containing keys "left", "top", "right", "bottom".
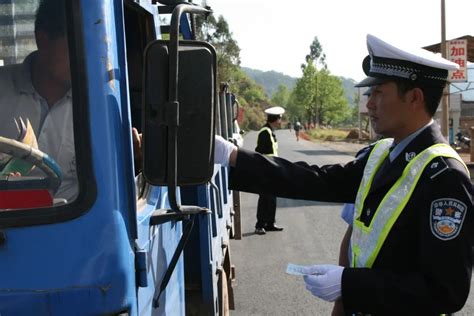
{"left": 286, "top": 263, "right": 316, "bottom": 276}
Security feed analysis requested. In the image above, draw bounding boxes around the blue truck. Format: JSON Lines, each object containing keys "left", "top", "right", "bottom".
{"left": 0, "top": 0, "right": 241, "bottom": 314}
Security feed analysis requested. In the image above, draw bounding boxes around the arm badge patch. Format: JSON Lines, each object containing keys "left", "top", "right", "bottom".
{"left": 430, "top": 198, "right": 467, "bottom": 241}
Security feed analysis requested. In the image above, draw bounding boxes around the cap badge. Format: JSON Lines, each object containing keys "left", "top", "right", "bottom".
{"left": 355, "top": 34, "right": 459, "bottom": 87}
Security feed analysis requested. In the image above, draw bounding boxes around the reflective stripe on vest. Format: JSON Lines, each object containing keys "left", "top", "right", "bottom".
{"left": 351, "top": 140, "right": 469, "bottom": 268}
{"left": 259, "top": 127, "right": 278, "bottom": 156}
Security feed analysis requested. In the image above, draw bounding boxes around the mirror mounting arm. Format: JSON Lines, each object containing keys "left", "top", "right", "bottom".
{"left": 166, "top": 3, "right": 212, "bottom": 212}
{"left": 149, "top": 206, "right": 210, "bottom": 226}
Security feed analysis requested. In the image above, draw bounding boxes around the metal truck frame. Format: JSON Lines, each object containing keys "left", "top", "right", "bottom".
{"left": 0, "top": 0, "right": 241, "bottom": 315}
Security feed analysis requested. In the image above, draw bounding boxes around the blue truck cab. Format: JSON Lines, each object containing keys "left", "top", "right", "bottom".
{"left": 0, "top": 0, "right": 240, "bottom": 315}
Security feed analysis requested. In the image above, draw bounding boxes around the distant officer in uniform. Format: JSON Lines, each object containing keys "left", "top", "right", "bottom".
{"left": 254, "top": 106, "right": 285, "bottom": 235}
{"left": 214, "top": 34, "right": 473, "bottom": 315}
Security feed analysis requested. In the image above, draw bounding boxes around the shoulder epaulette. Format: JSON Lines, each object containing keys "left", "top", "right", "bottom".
{"left": 355, "top": 145, "right": 373, "bottom": 160}
{"left": 426, "top": 156, "right": 449, "bottom": 179}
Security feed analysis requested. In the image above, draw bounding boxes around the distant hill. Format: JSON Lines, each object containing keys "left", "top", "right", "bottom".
{"left": 339, "top": 77, "right": 358, "bottom": 105}
{"left": 241, "top": 67, "right": 358, "bottom": 106}
{"left": 241, "top": 67, "right": 297, "bottom": 97}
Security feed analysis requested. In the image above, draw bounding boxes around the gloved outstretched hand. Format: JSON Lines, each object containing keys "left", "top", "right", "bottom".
{"left": 303, "top": 264, "right": 344, "bottom": 302}
{"left": 214, "top": 135, "right": 237, "bottom": 167}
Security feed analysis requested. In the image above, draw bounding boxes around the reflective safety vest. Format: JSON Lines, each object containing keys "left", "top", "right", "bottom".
{"left": 259, "top": 127, "right": 278, "bottom": 156}
{"left": 351, "top": 138, "right": 469, "bottom": 268}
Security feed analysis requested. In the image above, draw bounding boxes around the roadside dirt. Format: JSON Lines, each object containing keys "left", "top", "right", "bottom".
{"left": 458, "top": 151, "right": 473, "bottom": 165}
{"left": 315, "top": 139, "right": 474, "bottom": 165}
{"left": 314, "top": 139, "right": 369, "bottom": 157}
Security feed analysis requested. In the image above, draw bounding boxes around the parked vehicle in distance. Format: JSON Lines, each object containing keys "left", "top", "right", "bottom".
{"left": 455, "top": 131, "right": 471, "bottom": 149}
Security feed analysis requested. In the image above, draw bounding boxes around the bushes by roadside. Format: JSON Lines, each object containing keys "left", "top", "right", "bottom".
{"left": 304, "top": 127, "right": 371, "bottom": 142}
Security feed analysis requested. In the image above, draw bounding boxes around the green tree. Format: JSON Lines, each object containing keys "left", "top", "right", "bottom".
{"left": 291, "top": 62, "right": 317, "bottom": 124}
{"left": 228, "top": 70, "right": 266, "bottom": 104}
{"left": 271, "top": 84, "right": 290, "bottom": 107}
{"left": 291, "top": 60, "right": 350, "bottom": 126}
{"left": 303, "top": 36, "right": 327, "bottom": 70}
{"left": 347, "top": 91, "right": 362, "bottom": 127}
{"left": 317, "top": 71, "right": 350, "bottom": 126}
{"left": 195, "top": 11, "right": 240, "bottom": 84}
{"left": 195, "top": 9, "right": 271, "bottom": 130}
{"left": 286, "top": 91, "right": 305, "bottom": 123}
{"left": 224, "top": 68, "right": 269, "bottom": 131}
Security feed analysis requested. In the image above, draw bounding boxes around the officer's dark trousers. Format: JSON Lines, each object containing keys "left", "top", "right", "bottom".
{"left": 256, "top": 194, "right": 276, "bottom": 228}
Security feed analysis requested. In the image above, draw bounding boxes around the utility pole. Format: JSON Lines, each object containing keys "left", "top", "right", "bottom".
{"left": 358, "top": 89, "right": 362, "bottom": 140}
{"left": 440, "top": 0, "right": 449, "bottom": 137}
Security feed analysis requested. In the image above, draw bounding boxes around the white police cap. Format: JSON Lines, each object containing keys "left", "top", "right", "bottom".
{"left": 356, "top": 34, "right": 459, "bottom": 87}
{"left": 264, "top": 106, "right": 285, "bottom": 116}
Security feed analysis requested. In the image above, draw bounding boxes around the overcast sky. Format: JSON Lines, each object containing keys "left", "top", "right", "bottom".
{"left": 207, "top": 0, "right": 473, "bottom": 81}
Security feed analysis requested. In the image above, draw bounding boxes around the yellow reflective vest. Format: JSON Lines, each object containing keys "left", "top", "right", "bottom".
{"left": 258, "top": 127, "right": 278, "bottom": 157}
{"left": 351, "top": 138, "right": 469, "bottom": 268}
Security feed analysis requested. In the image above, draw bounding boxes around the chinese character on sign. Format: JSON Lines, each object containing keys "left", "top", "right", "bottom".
{"left": 448, "top": 39, "right": 467, "bottom": 82}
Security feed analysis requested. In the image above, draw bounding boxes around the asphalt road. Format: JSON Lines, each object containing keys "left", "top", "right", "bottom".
{"left": 229, "top": 129, "right": 474, "bottom": 316}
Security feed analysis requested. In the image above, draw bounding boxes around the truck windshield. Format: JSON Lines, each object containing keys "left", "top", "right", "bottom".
{"left": 0, "top": 0, "right": 78, "bottom": 210}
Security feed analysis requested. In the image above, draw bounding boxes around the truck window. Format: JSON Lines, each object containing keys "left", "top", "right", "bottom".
{"left": 0, "top": 0, "right": 91, "bottom": 222}
{"left": 124, "top": 1, "right": 157, "bottom": 132}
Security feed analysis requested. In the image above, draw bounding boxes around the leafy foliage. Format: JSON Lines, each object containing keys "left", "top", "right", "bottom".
{"left": 307, "top": 128, "right": 350, "bottom": 141}
{"left": 317, "top": 71, "right": 350, "bottom": 126}
{"left": 271, "top": 84, "right": 290, "bottom": 108}
{"left": 227, "top": 69, "right": 269, "bottom": 131}
{"left": 196, "top": 8, "right": 270, "bottom": 130}
{"left": 195, "top": 12, "right": 240, "bottom": 84}
{"left": 241, "top": 67, "right": 296, "bottom": 97}
{"left": 195, "top": 9, "right": 358, "bottom": 131}
{"left": 195, "top": 8, "right": 270, "bottom": 130}
{"left": 289, "top": 37, "right": 351, "bottom": 127}
{"left": 305, "top": 36, "right": 327, "bottom": 69}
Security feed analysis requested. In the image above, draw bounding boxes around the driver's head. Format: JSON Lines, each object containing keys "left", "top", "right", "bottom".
{"left": 35, "top": 0, "right": 67, "bottom": 40}
{"left": 34, "top": 0, "right": 70, "bottom": 89}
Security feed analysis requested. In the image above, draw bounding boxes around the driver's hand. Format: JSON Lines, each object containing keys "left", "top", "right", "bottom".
{"left": 132, "top": 127, "right": 142, "bottom": 173}
{"left": 8, "top": 172, "right": 21, "bottom": 177}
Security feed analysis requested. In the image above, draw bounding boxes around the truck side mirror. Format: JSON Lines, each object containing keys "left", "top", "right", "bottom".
{"left": 142, "top": 40, "right": 216, "bottom": 186}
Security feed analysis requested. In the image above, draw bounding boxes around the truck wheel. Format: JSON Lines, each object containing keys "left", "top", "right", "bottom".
{"left": 218, "top": 269, "right": 230, "bottom": 316}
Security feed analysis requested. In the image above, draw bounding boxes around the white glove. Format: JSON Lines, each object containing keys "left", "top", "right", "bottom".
{"left": 214, "top": 135, "right": 237, "bottom": 167}
{"left": 303, "top": 264, "right": 344, "bottom": 302}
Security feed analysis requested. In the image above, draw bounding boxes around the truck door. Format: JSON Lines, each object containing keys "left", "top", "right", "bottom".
{"left": 0, "top": 0, "right": 138, "bottom": 314}
{"left": 123, "top": 1, "right": 191, "bottom": 314}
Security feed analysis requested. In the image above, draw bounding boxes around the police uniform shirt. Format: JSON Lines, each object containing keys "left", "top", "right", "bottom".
{"left": 0, "top": 52, "right": 77, "bottom": 201}
{"left": 229, "top": 123, "right": 473, "bottom": 315}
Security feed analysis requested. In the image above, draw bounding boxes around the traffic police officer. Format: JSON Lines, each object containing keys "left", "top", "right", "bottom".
{"left": 214, "top": 33, "right": 473, "bottom": 315}
{"left": 254, "top": 106, "right": 285, "bottom": 235}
